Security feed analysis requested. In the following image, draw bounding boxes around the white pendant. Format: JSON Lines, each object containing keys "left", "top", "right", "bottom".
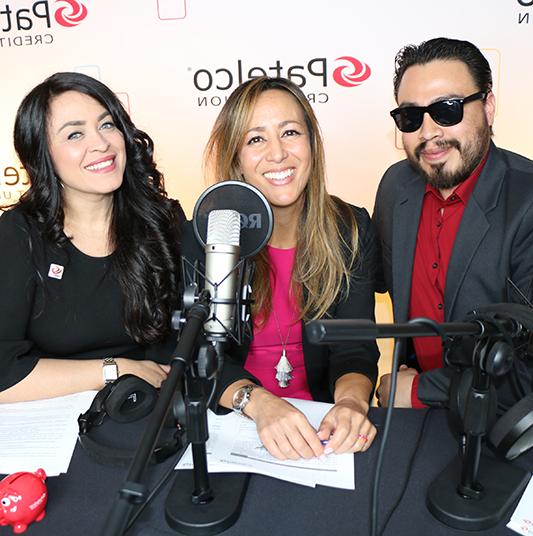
{"left": 275, "top": 349, "right": 293, "bottom": 388}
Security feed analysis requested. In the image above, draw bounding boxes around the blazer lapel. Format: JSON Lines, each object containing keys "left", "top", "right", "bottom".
{"left": 393, "top": 174, "right": 425, "bottom": 322}
{"left": 444, "top": 144, "right": 505, "bottom": 318}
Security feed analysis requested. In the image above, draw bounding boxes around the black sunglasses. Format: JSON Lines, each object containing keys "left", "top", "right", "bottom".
{"left": 390, "top": 91, "right": 487, "bottom": 133}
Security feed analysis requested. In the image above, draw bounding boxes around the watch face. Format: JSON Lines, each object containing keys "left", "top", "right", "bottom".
{"left": 103, "top": 365, "right": 118, "bottom": 382}
{"left": 233, "top": 392, "right": 244, "bottom": 408}
{"left": 233, "top": 385, "right": 254, "bottom": 411}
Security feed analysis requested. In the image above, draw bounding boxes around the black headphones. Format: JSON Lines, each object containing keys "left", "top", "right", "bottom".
{"left": 489, "top": 392, "right": 533, "bottom": 460}
{"left": 78, "top": 374, "right": 183, "bottom": 467}
{"left": 450, "top": 304, "right": 533, "bottom": 461}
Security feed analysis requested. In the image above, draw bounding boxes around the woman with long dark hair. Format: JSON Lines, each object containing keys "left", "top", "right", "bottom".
{"left": 184, "top": 76, "right": 380, "bottom": 460}
{"left": 0, "top": 72, "right": 184, "bottom": 402}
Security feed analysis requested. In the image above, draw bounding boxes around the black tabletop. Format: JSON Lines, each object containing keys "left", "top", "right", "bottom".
{"left": 13, "top": 407, "right": 533, "bottom": 536}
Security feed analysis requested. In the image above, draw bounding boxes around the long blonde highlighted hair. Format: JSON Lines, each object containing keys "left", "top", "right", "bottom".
{"left": 204, "top": 77, "right": 359, "bottom": 323}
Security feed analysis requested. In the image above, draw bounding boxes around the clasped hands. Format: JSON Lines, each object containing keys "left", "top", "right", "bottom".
{"left": 245, "top": 389, "right": 376, "bottom": 461}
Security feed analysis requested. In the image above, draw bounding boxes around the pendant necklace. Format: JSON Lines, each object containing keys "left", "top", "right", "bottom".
{"left": 272, "top": 309, "right": 293, "bottom": 388}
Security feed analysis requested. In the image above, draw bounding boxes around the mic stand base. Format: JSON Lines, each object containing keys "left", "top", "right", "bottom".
{"left": 427, "top": 454, "right": 530, "bottom": 531}
{"left": 165, "top": 471, "right": 250, "bottom": 535}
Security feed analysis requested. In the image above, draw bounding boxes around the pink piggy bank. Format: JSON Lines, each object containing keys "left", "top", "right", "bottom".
{"left": 0, "top": 469, "right": 47, "bottom": 534}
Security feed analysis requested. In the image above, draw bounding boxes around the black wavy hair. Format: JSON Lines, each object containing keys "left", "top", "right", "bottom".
{"left": 13, "top": 72, "right": 184, "bottom": 345}
{"left": 393, "top": 37, "right": 493, "bottom": 99}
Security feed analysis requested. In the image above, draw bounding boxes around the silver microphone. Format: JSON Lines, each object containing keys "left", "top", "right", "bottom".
{"left": 203, "top": 209, "right": 241, "bottom": 340}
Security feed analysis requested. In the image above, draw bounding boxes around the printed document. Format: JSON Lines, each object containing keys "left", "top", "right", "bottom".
{"left": 507, "top": 474, "right": 533, "bottom": 535}
{"left": 0, "top": 391, "right": 96, "bottom": 476}
{"left": 177, "top": 397, "right": 355, "bottom": 489}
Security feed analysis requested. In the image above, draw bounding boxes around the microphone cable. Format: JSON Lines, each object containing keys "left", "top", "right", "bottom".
{"left": 370, "top": 336, "right": 403, "bottom": 536}
{"left": 376, "top": 408, "right": 433, "bottom": 535}
{"left": 370, "top": 318, "right": 444, "bottom": 536}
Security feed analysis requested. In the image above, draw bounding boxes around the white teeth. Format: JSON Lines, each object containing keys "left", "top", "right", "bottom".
{"left": 264, "top": 169, "right": 294, "bottom": 181}
{"left": 85, "top": 158, "right": 114, "bottom": 171}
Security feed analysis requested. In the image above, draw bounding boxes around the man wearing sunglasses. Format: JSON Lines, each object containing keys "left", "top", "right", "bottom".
{"left": 373, "top": 37, "right": 533, "bottom": 410}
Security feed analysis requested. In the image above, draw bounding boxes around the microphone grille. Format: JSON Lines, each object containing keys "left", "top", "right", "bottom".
{"left": 206, "top": 209, "right": 241, "bottom": 246}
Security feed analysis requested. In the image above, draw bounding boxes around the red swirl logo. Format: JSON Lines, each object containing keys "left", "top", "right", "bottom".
{"left": 54, "top": 0, "right": 88, "bottom": 27}
{"left": 333, "top": 56, "right": 371, "bottom": 87}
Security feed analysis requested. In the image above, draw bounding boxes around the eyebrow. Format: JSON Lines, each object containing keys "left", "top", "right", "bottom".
{"left": 244, "top": 119, "right": 304, "bottom": 135}
{"left": 56, "top": 110, "right": 112, "bottom": 134}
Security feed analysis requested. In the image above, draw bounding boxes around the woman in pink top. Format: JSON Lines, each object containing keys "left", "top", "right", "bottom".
{"left": 183, "top": 76, "right": 379, "bottom": 460}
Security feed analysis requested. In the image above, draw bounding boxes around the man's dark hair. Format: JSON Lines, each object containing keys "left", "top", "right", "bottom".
{"left": 393, "top": 37, "right": 493, "bottom": 99}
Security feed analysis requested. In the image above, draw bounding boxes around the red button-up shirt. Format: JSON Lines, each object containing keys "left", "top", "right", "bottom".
{"left": 409, "top": 155, "right": 488, "bottom": 407}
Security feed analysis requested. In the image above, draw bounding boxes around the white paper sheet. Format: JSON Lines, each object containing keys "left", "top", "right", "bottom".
{"left": 507, "top": 474, "right": 533, "bottom": 535}
{"left": 176, "top": 397, "right": 355, "bottom": 489}
{"left": 0, "top": 391, "right": 97, "bottom": 476}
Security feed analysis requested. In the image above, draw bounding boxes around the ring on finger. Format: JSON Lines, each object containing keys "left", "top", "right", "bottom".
{"left": 357, "top": 433, "right": 369, "bottom": 442}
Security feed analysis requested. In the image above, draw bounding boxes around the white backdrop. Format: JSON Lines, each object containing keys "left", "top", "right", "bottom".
{"left": 2, "top": 0, "right": 532, "bottom": 335}
{"left": 2, "top": 0, "right": 532, "bottom": 212}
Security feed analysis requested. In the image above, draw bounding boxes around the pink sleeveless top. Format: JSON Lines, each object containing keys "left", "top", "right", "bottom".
{"left": 244, "top": 246, "right": 312, "bottom": 400}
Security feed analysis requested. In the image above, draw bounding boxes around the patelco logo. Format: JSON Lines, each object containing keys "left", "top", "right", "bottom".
{"left": 192, "top": 56, "right": 372, "bottom": 92}
{"left": 0, "top": 1, "right": 89, "bottom": 50}
{"left": 54, "top": 0, "right": 87, "bottom": 27}
{"left": 191, "top": 55, "right": 372, "bottom": 107}
{"left": 333, "top": 57, "right": 371, "bottom": 87}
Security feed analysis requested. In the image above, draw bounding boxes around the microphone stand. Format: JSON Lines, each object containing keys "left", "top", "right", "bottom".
{"left": 426, "top": 339, "right": 530, "bottom": 530}
{"left": 160, "top": 257, "right": 252, "bottom": 535}
{"left": 100, "top": 293, "right": 211, "bottom": 536}
{"left": 164, "top": 359, "right": 250, "bottom": 536}
{"left": 307, "top": 316, "right": 531, "bottom": 531}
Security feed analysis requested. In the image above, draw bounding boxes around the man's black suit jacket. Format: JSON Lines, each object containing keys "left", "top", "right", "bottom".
{"left": 373, "top": 142, "right": 533, "bottom": 410}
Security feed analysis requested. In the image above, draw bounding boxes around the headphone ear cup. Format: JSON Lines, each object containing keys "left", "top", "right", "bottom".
{"left": 489, "top": 393, "right": 533, "bottom": 460}
{"left": 104, "top": 374, "right": 158, "bottom": 423}
{"left": 482, "top": 341, "right": 514, "bottom": 377}
{"left": 78, "top": 375, "right": 182, "bottom": 466}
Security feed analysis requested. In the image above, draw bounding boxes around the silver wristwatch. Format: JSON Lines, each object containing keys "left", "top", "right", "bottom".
{"left": 231, "top": 384, "right": 256, "bottom": 416}
{"left": 102, "top": 357, "right": 119, "bottom": 384}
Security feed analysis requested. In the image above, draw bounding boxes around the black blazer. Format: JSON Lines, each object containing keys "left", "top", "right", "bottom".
{"left": 373, "top": 143, "right": 533, "bottom": 409}
{"left": 181, "top": 201, "right": 380, "bottom": 405}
